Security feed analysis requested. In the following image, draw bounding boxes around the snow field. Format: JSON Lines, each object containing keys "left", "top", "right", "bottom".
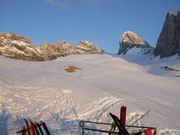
{"left": 0, "top": 54, "right": 180, "bottom": 135}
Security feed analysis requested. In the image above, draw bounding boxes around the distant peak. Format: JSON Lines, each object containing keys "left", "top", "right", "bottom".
{"left": 118, "top": 31, "right": 151, "bottom": 55}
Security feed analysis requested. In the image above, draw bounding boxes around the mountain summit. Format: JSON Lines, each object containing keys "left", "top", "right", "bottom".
{"left": 118, "top": 31, "right": 151, "bottom": 55}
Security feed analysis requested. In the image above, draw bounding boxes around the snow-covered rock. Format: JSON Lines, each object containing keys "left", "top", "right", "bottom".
{"left": 118, "top": 31, "right": 151, "bottom": 55}
{"left": 0, "top": 33, "right": 45, "bottom": 61}
{"left": 73, "top": 40, "right": 102, "bottom": 54}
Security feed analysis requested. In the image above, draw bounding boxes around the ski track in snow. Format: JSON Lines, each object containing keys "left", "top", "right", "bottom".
{"left": 78, "top": 96, "right": 122, "bottom": 120}
{"left": 0, "top": 84, "right": 122, "bottom": 135}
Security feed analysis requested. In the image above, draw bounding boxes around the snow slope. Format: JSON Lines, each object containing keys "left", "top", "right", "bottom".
{"left": 0, "top": 54, "right": 180, "bottom": 135}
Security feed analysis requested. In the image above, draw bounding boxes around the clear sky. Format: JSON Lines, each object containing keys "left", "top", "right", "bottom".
{"left": 0, "top": 0, "right": 180, "bottom": 53}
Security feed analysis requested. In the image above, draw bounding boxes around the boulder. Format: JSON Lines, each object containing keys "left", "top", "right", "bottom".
{"left": 118, "top": 31, "right": 150, "bottom": 55}
{"left": 154, "top": 10, "right": 180, "bottom": 57}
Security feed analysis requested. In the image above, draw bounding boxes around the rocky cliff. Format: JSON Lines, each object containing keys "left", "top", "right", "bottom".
{"left": 0, "top": 33, "right": 102, "bottom": 61}
{"left": 154, "top": 10, "right": 180, "bottom": 57}
{"left": 118, "top": 31, "right": 151, "bottom": 55}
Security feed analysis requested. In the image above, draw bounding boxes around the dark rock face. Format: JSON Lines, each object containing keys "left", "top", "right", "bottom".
{"left": 118, "top": 31, "right": 150, "bottom": 55}
{"left": 154, "top": 10, "right": 180, "bottom": 57}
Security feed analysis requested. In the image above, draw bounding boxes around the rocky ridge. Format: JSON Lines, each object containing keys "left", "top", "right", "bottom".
{"left": 118, "top": 31, "right": 151, "bottom": 55}
{"left": 154, "top": 10, "right": 180, "bottom": 57}
{"left": 0, "top": 33, "right": 102, "bottom": 61}
{"left": 0, "top": 33, "right": 45, "bottom": 60}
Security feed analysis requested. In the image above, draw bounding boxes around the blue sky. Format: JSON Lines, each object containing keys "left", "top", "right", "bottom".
{"left": 0, "top": 0, "right": 180, "bottom": 53}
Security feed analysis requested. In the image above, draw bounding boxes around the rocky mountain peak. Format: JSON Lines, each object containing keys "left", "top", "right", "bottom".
{"left": 154, "top": 10, "right": 180, "bottom": 57}
{"left": 118, "top": 31, "right": 150, "bottom": 55}
{"left": 121, "top": 31, "right": 145, "bottom": 45}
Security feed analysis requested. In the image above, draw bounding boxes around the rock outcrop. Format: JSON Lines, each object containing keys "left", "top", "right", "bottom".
{"left": 53, "top": 40, "right": 102, "bottom": 56}
{"left": 54, "top": 40, "right": 71, "bottom": 57}
{"left": 118, "top": 31, "right": 150, "bottom": 55}
{"left": 39, "top": 43, "right": 57, "bottom": 60}
{"left": 0, "top": 33, "right": 45, "bottom": 61}
{"left": 154, "top": 10, "right": 180, "bottom": 57}
{"left": 0, "top": 33, "right": 102, "bottom": 61}
{"left": 73, "top": 40, "right": 102, "bottom": 54}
